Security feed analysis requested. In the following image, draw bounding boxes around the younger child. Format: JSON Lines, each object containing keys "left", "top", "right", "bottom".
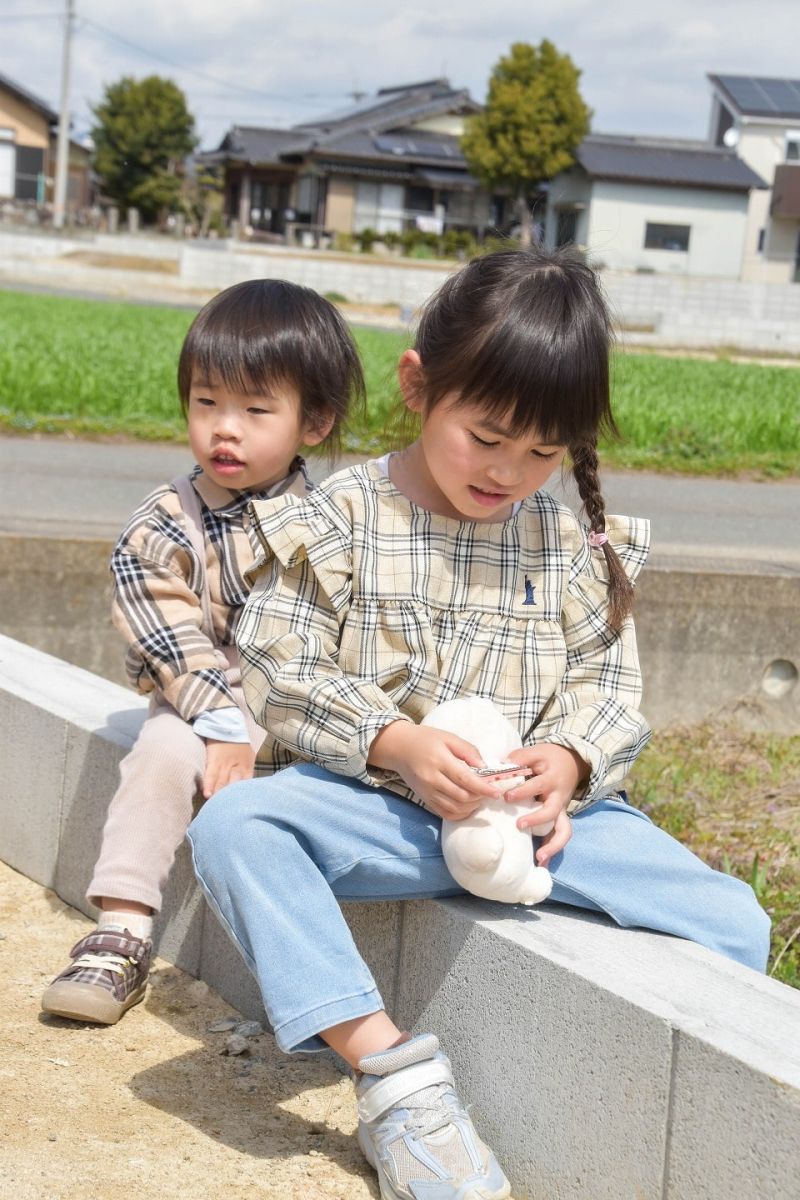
{"left": 188, "top": 248, "right": 770, "bottom": 1199}
{"left": 42, "top": 278, "right": 364, "bottom": 1025}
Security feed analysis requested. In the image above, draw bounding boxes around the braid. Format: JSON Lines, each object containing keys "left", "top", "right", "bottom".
{"left": 571, "top": 439, "right": 634, "bottom": 632}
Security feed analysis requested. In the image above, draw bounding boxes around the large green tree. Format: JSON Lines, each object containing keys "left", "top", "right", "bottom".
{"left": 91, "top": 76, "right": 197, "bottom": 225}
{"left": 461, "top": 41, "right": 591, "bottom": 246}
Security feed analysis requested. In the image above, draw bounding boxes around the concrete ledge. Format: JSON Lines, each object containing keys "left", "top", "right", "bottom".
{"left": 2, "top": 634, "right": 799, "bottom": 1199}
{"left": 2, "top": 533, "right": 798, "bottom": 731}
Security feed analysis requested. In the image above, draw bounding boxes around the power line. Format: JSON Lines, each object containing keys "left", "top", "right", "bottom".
{"left": 0, "top": 11, "right": 62, "bottom": 19}
{"left": 80, "top": 16, "right": 343, "bottom": 106}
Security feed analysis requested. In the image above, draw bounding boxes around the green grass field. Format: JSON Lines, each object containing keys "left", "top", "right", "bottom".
{"left": 0, "top": 289, "right": 797, "bottom": 476}
{"left": 627, "top": 724, "right": 800, "bottom": 988}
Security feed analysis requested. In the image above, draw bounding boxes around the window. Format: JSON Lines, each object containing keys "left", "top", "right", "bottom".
{"left": 757, "top": 228, "right": 766, "bottom": 253}
{"left": 407, "top": 185, "right": 434, "bottom": 213}
{"left": 556, "top": 208, "right": 578, "bottom": 246}
{"left": 785, "top": 131, "right": 800, "bottom": 162}
{"left": 644, "top": 223, "right": 690, "bottom": 252}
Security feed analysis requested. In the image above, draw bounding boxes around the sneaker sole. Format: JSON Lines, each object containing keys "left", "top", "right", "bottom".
{"left": 41, "top": 979, "right": 147, "bottom": 1025}
{"left": 357, "top": 1122, "right": 511, "bottom": 1200}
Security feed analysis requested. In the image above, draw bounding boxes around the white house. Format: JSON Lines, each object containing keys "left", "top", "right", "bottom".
{"left": 544, "top": 133, "right": 764, "bottom": 278}
{"left": 707, "top": 74, "right": 800, "bottom": 283}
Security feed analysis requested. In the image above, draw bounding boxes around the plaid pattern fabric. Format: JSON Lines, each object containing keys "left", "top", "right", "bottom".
{"left": 111, "top": 459, "right": 311, "bottom": 723}
{"left": 240, "top": 460, "right": 651, "bottom": 814}
{"left": 51, "top": 929, "right": 152, "bottom": 1003}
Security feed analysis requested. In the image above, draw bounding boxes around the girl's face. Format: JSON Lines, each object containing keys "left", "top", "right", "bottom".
{"left": 397, "top": 350, "right": 567, "bottom": 521}
{"left": 187, "top": 374, "right": 329, "bottom": 492}
{"left": 417, "top": 397, "right": 566, "bottom": 521}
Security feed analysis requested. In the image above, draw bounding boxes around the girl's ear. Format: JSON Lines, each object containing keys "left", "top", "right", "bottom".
{"left": 302, "top": 410, "right": 336, "bottom": 447}
{"left": 398, "top": 349, "right": 425, "bottom": 413}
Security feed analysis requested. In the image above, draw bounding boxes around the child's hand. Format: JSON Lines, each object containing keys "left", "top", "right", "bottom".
{"left": 203, "top": 740, "right": 256, "bottom": 799}
{"left": 368, "top": 721, "right": 503, "bottom": 820}
{"left": 504, "top": 743, "right": 590, "bottom": 866}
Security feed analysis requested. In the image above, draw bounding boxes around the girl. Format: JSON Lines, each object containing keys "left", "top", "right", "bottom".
{"left": 42, "top": 278, "right": 364, "bottom": 1026}
{"left": 188, "top": 248, "right": 770, "bottom": 1200}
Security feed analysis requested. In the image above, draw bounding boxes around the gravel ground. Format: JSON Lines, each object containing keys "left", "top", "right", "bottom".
{"left": 0, "top": 861, "right": 379, "bottom": 1200}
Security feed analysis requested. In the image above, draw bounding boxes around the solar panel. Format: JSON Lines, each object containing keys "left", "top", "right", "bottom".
{"left": 374, "top": 135, "right": 460, "bottom": 159}
{"left": 717, "top": 74, "right": 800, "bottom": 117}
{"left": 759, "top": 79, "right": 800, "bottom": 116}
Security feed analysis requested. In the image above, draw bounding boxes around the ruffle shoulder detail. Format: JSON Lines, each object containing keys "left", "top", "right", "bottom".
{"left": 245, "top": 487, "right": 353, "bottom": 613}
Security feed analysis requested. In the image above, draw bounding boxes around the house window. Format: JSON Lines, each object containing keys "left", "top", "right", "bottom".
{"left": 407, "top": 185, "right": 434, "bottom": 213}
{"left": 785, "top": 131, "right": 800, "bottom": 162}
{"left": 354, "top": 181, "right": 404, "bottom": 233}
{"left": 556, "top": 208, "right": 578, "bottom": 246}
{"left": 644, "top": 223, "right": 691, "bottom": 252}
{"left": 0, "top": 129, "right": 14, "bottom": 199}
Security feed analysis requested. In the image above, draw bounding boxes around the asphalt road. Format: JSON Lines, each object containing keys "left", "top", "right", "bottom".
{"left": 1, "top": 434, "right": 797, "bottom": 573}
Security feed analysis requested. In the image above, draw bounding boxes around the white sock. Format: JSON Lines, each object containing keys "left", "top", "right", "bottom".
{"left": 97, "top": 910, "right": 154, "bottom": 941}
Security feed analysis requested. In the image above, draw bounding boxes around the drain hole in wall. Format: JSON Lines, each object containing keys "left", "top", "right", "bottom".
{"left": 761, "top": 659, "right": 798, "bottom": 700}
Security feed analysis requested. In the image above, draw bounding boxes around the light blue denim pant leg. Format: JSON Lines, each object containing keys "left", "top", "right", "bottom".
{"left": 187, "top": 765, "right": 770, "bottom": 1054}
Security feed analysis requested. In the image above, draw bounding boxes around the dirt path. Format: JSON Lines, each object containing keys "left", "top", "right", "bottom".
{"left": 0, "top": 862, "right": 378, "bottom": 1200}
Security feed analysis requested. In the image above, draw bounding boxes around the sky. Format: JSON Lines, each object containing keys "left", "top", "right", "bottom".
{"left": 2, "top": 0, "right": 799, "bottom": 151}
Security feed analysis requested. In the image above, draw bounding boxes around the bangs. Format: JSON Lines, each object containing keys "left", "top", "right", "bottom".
{"left": 185, "top": 325, "right": 303, "bottom": 400}
{"left": 415, "top": 246, "right": 617, "bottom": 449}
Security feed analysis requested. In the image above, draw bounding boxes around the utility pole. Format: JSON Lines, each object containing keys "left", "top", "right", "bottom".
{"left": 52, "top": 0, "right": 75, "bottom": 229}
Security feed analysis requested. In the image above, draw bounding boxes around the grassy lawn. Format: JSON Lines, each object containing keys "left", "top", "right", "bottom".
{"left": 626, "top": 725, "right": 800, "bottom": 988}
{"left": 0, "top": 288, "right": 798, "bottom": 476}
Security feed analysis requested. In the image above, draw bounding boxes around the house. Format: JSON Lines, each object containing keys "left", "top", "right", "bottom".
{"left": 203, "top": 79, "right": 505, "bottom": 240}
{"left": 707, "top": 74, "right": 800, "bottom": 283}
{"left": 0, "top": 70, "right": 92, "bottom": 215}
{"left": 544, "top": 133, "right": 765, "bottom": 278}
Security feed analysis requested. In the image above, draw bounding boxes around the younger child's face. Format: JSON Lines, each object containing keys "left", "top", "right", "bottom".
{"left": 187, "top": 374, "right": 326, "bottom": 492}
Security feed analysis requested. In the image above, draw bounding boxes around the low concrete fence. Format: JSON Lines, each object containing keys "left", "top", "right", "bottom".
{"left": 1, "top": 634, "right": 799, "bottom": 1199}
{"left": 1, "top": 533, "right": 797, "bottom": 732}
{"left": 3, "top": 227, "right": 800, "bottom": 352}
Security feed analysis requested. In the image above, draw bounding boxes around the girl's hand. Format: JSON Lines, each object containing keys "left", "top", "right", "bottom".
{"left": 505, "top": 743, "right": 589, "bottom": 866}
{"left": 203, "top": 740, "right": 256, "bottom": 799}
{"left": 368, "top": 721, "right": 504, "bottom": 820}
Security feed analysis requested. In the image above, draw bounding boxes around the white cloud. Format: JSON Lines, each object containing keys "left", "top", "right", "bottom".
{"left": 1, "top": 0, "right": 797, "bottom": 147}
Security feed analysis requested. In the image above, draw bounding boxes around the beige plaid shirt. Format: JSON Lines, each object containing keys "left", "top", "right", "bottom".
{"left": 240, "top": 460, "right": 651, "bottom": 814}
{"left": 111, "top": 460, "right": 311, "bottom": 723}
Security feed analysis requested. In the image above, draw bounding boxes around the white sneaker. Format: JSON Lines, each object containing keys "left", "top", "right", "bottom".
{"left": 355, "top": 1034, "right": 511, "bottom": 1200}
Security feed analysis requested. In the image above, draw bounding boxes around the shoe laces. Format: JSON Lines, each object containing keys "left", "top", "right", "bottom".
{"left": 71, "top": 951, "right": 135, "bottom": 977}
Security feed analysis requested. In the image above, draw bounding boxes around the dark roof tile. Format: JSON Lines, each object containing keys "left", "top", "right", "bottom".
{"left": 576, "top": 134, "right": 765, "bottom": 191}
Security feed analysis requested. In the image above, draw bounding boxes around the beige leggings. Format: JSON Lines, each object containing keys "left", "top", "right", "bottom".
{"left": 87, "top": 656, "right": 263, "bottom": 913}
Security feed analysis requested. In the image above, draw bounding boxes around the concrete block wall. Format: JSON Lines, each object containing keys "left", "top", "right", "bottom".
{"left": 3, "top": 227, "right": 800, "bottom": 351}
{"left": 603, "top": 271, "right": 800, "bottom": 353}
{"left": 2, "top": 535, "right": 797, "bottom": 733}
{"left": 179, "top": 242, "right": 453, "bottom": 307}
{"left": 2, "top": 633, "right": 799, "bottom": 1199}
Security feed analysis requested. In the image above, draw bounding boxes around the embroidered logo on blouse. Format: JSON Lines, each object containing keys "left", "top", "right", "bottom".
{"left": 523, "top": 576, "right": 536, "bottom": 605}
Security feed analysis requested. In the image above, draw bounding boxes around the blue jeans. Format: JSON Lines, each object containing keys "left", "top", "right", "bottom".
{"left": 187, "top": 764, "right": 770, "bottom": 1053}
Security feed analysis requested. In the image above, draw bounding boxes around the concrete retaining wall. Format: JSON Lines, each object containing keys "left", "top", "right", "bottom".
{"left": 1, "top": 634, "right": 799, "bottom": 1199}
{"left": 2, "top": 533, "right": 797, "bottom": 732}
{"left": 3, "top": 227, "right": 800, "bottom": 352}
{"left": 179, "top": 241, "right": 453, "bottom": 308}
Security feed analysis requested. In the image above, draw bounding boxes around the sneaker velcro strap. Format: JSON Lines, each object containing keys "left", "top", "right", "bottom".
{"left": 357, "top": 1058, "right": 454, "bottom": 1124}
{"left": 70, "top": 930, "right": 148, "bottom": 962}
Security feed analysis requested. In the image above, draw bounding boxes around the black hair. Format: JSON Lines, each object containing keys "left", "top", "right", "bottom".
{"left": 177, "top": 278, "right": 365, "bottom": 453}
{"left": 412, "top": 245, "right": 633, "bottom": 629}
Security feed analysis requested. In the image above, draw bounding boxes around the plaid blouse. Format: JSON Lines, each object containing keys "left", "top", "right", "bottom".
{"left": 111, "top": 460, "right": 311, "bottom": 723}
{"left": 240, "top": 460, "right": 651, "bottom": 815}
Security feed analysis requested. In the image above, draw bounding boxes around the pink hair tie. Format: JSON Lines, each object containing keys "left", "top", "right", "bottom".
{"left": 588, "top": 531, "right": 609, "bottom": 548}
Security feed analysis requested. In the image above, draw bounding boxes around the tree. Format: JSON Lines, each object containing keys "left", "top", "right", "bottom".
{"left": 91, "top": 76, "right": 197, "bottom": 226}
{"left": 461, "top": 41, "right": 591, "bottom": 247}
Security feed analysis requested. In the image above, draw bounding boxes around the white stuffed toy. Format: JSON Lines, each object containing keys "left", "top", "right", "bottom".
{"left": 421, "top": 697, "right": 553, "bottom": 905}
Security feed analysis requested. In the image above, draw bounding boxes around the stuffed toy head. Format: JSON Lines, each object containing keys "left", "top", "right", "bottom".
{"left": 421, "top": 697, "right": 553, "bottom": 905}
